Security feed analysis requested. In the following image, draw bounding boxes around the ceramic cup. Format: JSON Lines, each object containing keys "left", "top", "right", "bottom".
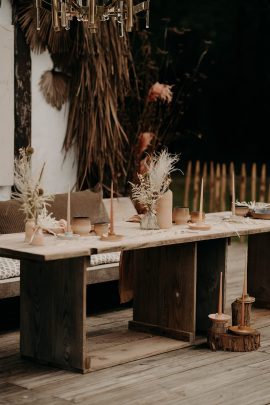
{"left": 71, "top": 217, "right": 91, "bottom": 236}
{"left": 173, "top": 207, "right": 190, "bottom": 225}
{"left": 190, "top": 211, "right": 205, "bottom": 223}
{"left": 94, "top": 222, "right": 109, "bottom": 236}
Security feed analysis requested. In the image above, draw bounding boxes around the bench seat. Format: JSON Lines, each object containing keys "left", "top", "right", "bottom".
{"left": 0, "top": 253, "right": 121, "bottom": 299}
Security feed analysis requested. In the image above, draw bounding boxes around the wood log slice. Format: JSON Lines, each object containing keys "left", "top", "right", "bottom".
{"left": 208, "top": 329, "right": 260, "bottom": 352}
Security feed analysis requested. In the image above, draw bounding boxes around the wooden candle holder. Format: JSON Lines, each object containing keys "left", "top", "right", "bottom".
{"left": 231, "top": 295, "right": 255, "bottom": 327}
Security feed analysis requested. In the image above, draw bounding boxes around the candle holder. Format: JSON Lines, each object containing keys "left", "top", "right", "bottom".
{"left": 100, "top": 232, "right": 123, "bottom": 242}
{"left": 189, "top": 178, "right": 211, "bottom": 230}
{"left": 100, "top": 180, "right": 124, "bottom": 242}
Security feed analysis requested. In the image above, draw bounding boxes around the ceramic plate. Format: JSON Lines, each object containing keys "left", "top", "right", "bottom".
{"left": 188, "top": 223, "right": 211, "bottom": 231}
{"left": 56, "top": 233, "right": 80, "bottom": 240}
{"left": 250, "top": 212, "right": 270, "bottom": 220}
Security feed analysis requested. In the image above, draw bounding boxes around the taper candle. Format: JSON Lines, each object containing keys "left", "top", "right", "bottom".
{"left": 67, "top": 184, "right": 71, "bottom": 233}
{"left": 241, "top": 292, "right": 245, "bottom": 326}
{"left": 199, "top": 178, "right": 204, "bottom": 222}
{"left": 218, "top": 271, "right": 223, "bottom": 315}
{"left": 110, "top": 181, "right": 114, "bottom": 235}
{"left": 232, "top": 169, "right": 236, "bottom": 216}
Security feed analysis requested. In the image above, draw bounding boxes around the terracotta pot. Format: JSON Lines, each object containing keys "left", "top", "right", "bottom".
{"left": 173, "top": 207, "right": 190, "bottom": 225}
{"left": 71, "top": 217, "right": 91, "bottom": 236}
{"left": 94, "top": 222, "right": 109, "bottom": 236}
{"left": 156, "top": 189, "right": 173, "bottom": 229}
{"left": 24, "top": 219, "right": 35, "bottom": 243}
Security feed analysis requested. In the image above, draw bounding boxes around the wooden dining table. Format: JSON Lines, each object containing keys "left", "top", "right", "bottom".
{"left": 0, "top": 212, "right": 270, "bottom": 373}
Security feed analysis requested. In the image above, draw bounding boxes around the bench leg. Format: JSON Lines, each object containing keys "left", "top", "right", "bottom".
{"left": 20, "top": 256, "right": 90, "bottom": 373}
{"left": 248, "top": 233, "right": 270, "bottom": 308}
{"left": 129, "top": 243, "right": 197, "bottom": 342}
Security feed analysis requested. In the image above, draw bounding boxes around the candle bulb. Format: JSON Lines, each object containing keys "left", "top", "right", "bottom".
{"left": 67, "top": 184, "right": 71, "bottom": 233}
{"left": 218, "top": 271, "right": 223, "bottom": 316}
{"left": 199, "top": 178, "right": 204, "bottom": 222}
{"left": 110, "top": 180, "right": 114, "bottom": 235}
{"left": 232, "top": 169, "right": 236, "bottom": 216}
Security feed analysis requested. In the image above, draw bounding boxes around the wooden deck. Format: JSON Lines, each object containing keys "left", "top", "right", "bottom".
{"left": 1, "top": 239, "right": 270, "bottom": 404}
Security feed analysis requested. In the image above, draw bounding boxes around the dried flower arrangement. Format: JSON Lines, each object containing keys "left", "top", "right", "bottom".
{"left": 12, "top": 147, "right": 54, "bottom": 223}
{"left": 235, "top": 200, "right": 270, "bottom": 210}
{"left": 130, "top": 149, "right": 179, "bottom": 213}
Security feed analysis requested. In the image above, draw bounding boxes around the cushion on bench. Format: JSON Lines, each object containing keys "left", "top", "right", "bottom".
{"left": 0, "top": 257, "right": 20, "bottom": 280}
{"left": 89, "top": 252, "right": 121, "bottom": 267}
{"left": 0, "top": 252, "right": 121, "bottom": 280}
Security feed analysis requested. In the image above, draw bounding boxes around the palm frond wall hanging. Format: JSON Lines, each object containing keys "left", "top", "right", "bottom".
{"left": 14, "top": 0, "right": 134, "bottom": 190}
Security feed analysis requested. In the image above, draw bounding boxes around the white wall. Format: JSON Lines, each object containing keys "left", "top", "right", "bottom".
{"left": 0, "top": 0, "right": 13, "bottom": 200}
{"left": 0, "top": 0, "right": 77, "bottom": 199}
{"left": 31, "top": 51, "right": 77, "bottom": 194}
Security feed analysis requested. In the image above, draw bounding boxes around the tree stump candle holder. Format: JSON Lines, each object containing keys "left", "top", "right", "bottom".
{"left": 208, "top": 329, "right": 260, "bottom": 352}
{"left": 231, "top": 295, "right": 255, "bottom": 327}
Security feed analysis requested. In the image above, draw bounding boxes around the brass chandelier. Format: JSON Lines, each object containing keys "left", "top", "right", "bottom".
{"left": 36, "top": 0, "right": 150, "bottom": 36}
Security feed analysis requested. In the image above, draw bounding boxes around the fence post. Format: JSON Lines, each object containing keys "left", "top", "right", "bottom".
{"left": 193, "top": 161, "right": 200, "bottom": 210}
{"left": 209, "top": 161, "right": 215, "bottom": 212}
{"left": 251, "top": 163, "right": 257, "bottom": 202}
{"left": 240, "top": 163, "right": 246, "bottom": 202}
{"left": 259, "top": 164, "right": 266, "bottom": 202}
{"left": 221, "top": 163, "right": 227, "bottom": 211}
{"left": 215, "top": 164, "right": 221, "bottom": 211}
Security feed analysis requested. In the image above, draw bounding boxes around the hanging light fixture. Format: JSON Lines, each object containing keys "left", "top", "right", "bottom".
{"left": 35, "top": 0, "right": 150, "bottom": 37}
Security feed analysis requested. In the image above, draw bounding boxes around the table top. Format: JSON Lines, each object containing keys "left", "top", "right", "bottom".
{"left": 1, "top": 212, "right": 270, "bottom": 261}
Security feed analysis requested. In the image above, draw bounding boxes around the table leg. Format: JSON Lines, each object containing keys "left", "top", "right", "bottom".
{"left": 20, "top": 256, "right": 90, "bottom": 373}
{"left": 129, "top": 243, "right": 197, "bottom": 342}
{"left": 248, "top": 233, "right": 270, "bottom": 308}
{"left": 196, "top": 238, "right": 228, "bottom": 333}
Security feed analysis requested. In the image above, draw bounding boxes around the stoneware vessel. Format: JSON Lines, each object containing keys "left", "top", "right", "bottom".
{"left": 71, "top": 217, "right": 91, "bottom": 236}
{"left": 94, "top": 222, "right": 109, "bottom": 236}
{"left": 190, "top": 211, "right": 205, "bottom": 223}
{"left": 173, "top": 207, "right": 190, "bottom": 225}
{"left": 24, "top": 219, "right": 35, "bottom": 243}
{"left": 156, "top": 189, "right": 173, "bottom": 229}
{"left": 235, "top": 206, "right": 249, "bottom": 217}
{"left": 30, "top": 227, "right": 45, "bottom": 246}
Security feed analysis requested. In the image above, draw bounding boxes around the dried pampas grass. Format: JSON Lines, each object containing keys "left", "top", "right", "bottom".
{"left": 39, "top": 70, "right": 69, "bottom": 110}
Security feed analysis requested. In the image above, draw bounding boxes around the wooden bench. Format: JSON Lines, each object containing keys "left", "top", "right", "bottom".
{"left": 0, "top": 194, "right": 137, "bottom": 299}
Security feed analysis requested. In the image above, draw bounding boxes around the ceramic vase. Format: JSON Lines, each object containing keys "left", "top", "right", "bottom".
{"left": 24, "top": 219, "right": 35, "bottom": 243}
{"left": 30, "top": 227, "right": 44, "bottom": 246}
{"left": 156, "top": 189, "right": 173, "bottom": 229}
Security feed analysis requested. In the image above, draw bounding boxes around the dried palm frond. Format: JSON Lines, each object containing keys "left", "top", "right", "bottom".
{"left": 39, "top": 70, "right": 70, "bottom": 110}
{"left": 63, "top": 21, "right": 133, "bottom": 189}
{"left": 16, "top": 0, "right": 71, "bottom": 54}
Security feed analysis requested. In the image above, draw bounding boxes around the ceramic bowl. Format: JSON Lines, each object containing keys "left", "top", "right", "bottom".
{"left": 71, "top": 217, "right": 91, "bottom": 236}
{"left": 190, "top": 211, "right": 205, "bottom": 223}
{"left": 94, "top": 222, "right": 109, "bottom": 236}
{"left": 235, "top": 206, "right": 250, "bottom": 217}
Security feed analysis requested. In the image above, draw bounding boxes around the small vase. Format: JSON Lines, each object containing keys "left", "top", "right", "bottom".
{"left": 156, "top": 189, "right": 173, "bottom": 229}
{"left": 24, "top": 219, "right": 35, "bottom": 243}
{"left": 30, "top": 227, "right": 44, "bottom": 246}
{"left": 140, "top": 210, "right": 159, "bottom": 230}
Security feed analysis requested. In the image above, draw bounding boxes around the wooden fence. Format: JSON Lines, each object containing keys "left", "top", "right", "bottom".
{"left": 182, "top": 161, "right": 269, "bottom": 212}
